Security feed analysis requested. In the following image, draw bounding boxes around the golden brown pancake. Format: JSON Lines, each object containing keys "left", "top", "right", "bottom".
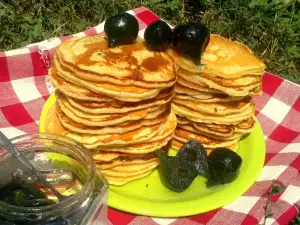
{"left": 46, "top": 102, "right": 174, "bottom": 154}
{"left": 249, "top": 85, "right": 262, "bottom": 97}
{"left": 57, "top": 96, "right": 149, "bottom": 127}
{"left": 94, "top": 150, "right": 160, "bottom": 186}
{"left": 95, "top": 136, "right": 173, "bottom": 154}
{"left": 93, "top": 152, "right": 155, "bottom": 162}
{"left": 174, "top": 128, "right": 239, "bottom": 148}
{"left": 173, "top": 97, "right": 253, "bottom": 116}
{"left": 56, "top": 104, "right": 171, "bottom": 134}
{"left": 172, "top": 102, "right": 255, "bottom": 125}
{"left": 176, "top": 115, "right": 191, "bottom": 125}
{"left": 235, "top": 115, "right": 256, "bottom": 134}
{"left": 101, "top": 161, "right": 159, "bottom": 177}
{"left": 95, "top": 154, "right": 159, "bottom": 170}
{"left": 177, "top": 76, "right": 222, "bottom": 94}
{"left": 178, "top": 124, "right": 242, "bottom": 141}
{"left": 174, "top": 93, "right": 244, "bottom": 103}
{"left": 175, "top": 83, "right": 215, "bottom": 99}
{"left": 178, "top": 68, "right": 262, "bottom": 97}
{"left": 52, "top": 62, "right": 160, "bottom": 102}
{"left": 56, "top": 36, "right": 176, "bottom": 88}
{"left": 46, "top": 103, "right": 161, "bottom": 147}
{"left": 176, "top": 115, "right": 255, "bottom": 139}
{"left": 50, "top": 69, "right": 114, "bottom": 102}
{"left": 61, "top": 110, "right": 176, "bottom": 149}
{"left": 167, "top": 34, "right": 266, "bottom": 78}
{"left": 193, "top": 121, "right": 235, "bottom": 137}
{"left": 102, "top": 161, "right": 159, "bottom": 173}
{"left": 66, "top": 87, "right": 174, "bottom": 114}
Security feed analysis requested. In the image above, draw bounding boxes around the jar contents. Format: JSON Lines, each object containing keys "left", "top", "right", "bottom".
{"left": 0, "top": 179, "right": 55, "bottom": 207}
{"left": 0, "top": 169, "right": 83, "bottom": 225}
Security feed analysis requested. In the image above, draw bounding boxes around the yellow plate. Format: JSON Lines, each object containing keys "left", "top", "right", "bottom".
{"left": 40, "top": 94, "right": 265, "bottom": 217}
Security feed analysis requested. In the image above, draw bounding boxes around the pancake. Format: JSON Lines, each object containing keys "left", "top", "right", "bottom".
{"left": 177, "top": 77, "right": 222, "bottom": 94}
{"left": 249, "top": 85, "right": 262, "bottom": 97}
{"left": 174, "top": 83, "right": 215, "bottom": 99}
{"left": 193, "top": 121, "right": 235, "bottom": 137}
{"left": 96, "top": 155, "right": 159, "bottom": 170}
{"left": 53, "top": 60, "right": 160, "bottom": 102}
{"left": 176, "top": 115, "right": 191, "bottom": 125}
{"left": 56, "top": 104, "right": 170, "bottom": 134}
{"left": 50, "top": 69, "right": 114, "bottom": 102}
{"left": 178, "top": 68, "right": 262, "bottom": 97}
{"left": 94, "top": 152, "right": 125, "bottom": 162}
{"left": 104, "top": 161, "right": 159, "bottom": 173}
{"left": 57, "top": 97, "right": 149, "bottom": 127}
{"left": 174, "top": 93, "right": 244, "bottom": 103}
{"left": 47, "top": 103, "right": 162, "bottom": 148}
{"left": 139, "top": 111, "right": 176, "bottom": 143}
{"left": 93, "top": 152, "right": 155, "bottom": 162}
{"left": 64, "top": 110, "right": 176, "bottom": 149}
{"left": 94, "top": 152, "right": 159, "bottom": 173}
{"left": 174, "top": 128, "right": 239, "bottom": 149}
{"left": 173, "top": 97, "right": 253, "bottom": 116}
{"left": 167, "top": 34, "right": 266, "bottom": 78}
{"left": 195, "top": 74, "right": 261, "bottom": 97}
{"left": 142, "top": 105, "right": 168, "bottom": 120}
{"left": 178, "top": 124, "right": 242, "bottom": 141}
{"left": 56, "top": 35, "right": 176, "bottom": 88}
{"left": 172, "top": 102, "right": 255, "bottom": 124}
{"left": 66, "top": 124, "right": 161, "bottom": 148}
{"left": 45, "top": 102, "right": 174, "bottom": 154}
{"left": 95, "top": 136, "right": 173, "bottom": 154}
{"left": 66, "top": 87, "right": 174, "bottom": 114}
{"left": 235, "top": 115, "right": 256, "bottom": 134}
{"left": 177, "top": 116, "right": 255, "bottom": 138}
{"left": 101, "top": 161, "right": 159, "bottom": 177}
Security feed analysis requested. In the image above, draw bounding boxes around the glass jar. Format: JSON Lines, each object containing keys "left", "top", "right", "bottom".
{"left": 0, "top": 133, "right": 109, "bottom": 225}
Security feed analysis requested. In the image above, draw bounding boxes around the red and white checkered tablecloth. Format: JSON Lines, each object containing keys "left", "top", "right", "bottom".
{"left": 0, "top": 7, "right": 300, "bottom": 225}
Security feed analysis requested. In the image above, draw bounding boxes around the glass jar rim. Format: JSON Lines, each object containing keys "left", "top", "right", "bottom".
{"left": 0, "top": 132, "right": 99, "bottom": 214}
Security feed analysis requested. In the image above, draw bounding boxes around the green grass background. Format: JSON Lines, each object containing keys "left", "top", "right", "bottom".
{"left": 0, "top": 0, "right": 299, "bottom": 223}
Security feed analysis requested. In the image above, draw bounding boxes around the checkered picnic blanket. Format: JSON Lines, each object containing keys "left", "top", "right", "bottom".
{"left": 0, "top": 7, "right": 300, "bottom": 225}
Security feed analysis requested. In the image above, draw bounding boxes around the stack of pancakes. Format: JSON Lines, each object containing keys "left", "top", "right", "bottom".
{"left": 167, "top": 34, "right": 266, "bottom": 154}
{"left": 45, "top": 35, "right": 177, "bottom": 185}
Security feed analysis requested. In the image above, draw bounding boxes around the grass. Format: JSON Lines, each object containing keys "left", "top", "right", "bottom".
{"left": 0, "top": 0, "right": 299, "bottom": 224}
{"left": 0, "top": 0, "right": 299, "bottom": 83}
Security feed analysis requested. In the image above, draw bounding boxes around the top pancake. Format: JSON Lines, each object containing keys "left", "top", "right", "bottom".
{"left": 167, "top": 34, "right": 266, "bottom": 78}
{"left": 56, "top": 35, "right": 177, "bottom": 88}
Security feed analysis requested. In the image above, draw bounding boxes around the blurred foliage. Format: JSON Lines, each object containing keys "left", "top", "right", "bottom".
{"left": 0, "top": 0, "right": 299, "bottom": 82}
